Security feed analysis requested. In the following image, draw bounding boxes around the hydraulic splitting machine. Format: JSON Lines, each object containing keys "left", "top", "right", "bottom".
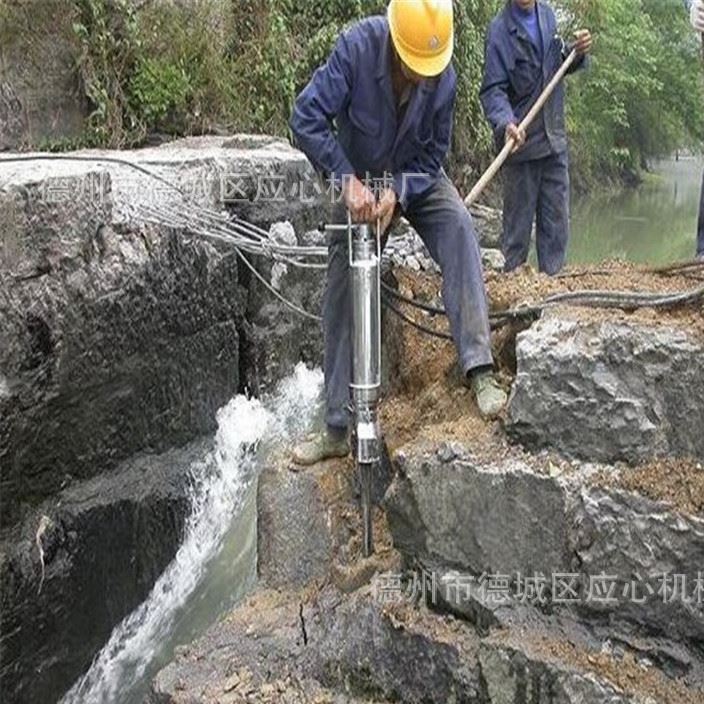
{"left": 325, "top": 216, "right": 382, "bottom": 557}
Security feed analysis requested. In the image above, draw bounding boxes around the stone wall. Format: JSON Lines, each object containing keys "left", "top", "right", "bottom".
{"left": 0, "top": 135, "right": 327, "bottom": 702}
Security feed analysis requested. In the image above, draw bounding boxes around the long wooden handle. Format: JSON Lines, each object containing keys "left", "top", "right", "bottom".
{"left": 464, "top": 49, "right": 579, "bottom": 207}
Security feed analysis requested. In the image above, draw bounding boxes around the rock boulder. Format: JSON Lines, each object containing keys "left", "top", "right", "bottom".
{"left": 507, "top": 313, "right": 704, "bottom": 463}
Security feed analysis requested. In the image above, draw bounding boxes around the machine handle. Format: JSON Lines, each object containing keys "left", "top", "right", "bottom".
{"left": 347, "top": 213, "right": 382, "bottom": 267}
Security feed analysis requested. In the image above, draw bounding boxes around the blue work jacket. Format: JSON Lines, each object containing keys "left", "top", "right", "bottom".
{"left": 480, "top": 2, "right": 587, "bottom": 163}
{"left": 290, "top": 16, "right": 456, "bottom": 208}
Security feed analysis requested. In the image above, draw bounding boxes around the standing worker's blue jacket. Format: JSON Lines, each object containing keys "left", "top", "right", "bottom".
{"left": 480, "top": 2, "right": 587, "bottom": 163}
{"left": 290, "top": 16, "right": 456, "bottom": 208}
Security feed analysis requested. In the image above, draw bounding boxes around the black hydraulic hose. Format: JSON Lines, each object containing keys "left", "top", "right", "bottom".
{"left": 382, "top": 295, "right": 453, "bottom": 340}
{"left": 382, "top": 278, "right": 703, "bottom": 324}
{"left": 381, "top": 281, "right": 446, "bottom": 315}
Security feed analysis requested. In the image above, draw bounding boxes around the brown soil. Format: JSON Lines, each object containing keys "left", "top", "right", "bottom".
{"left": 383, "top": 263, "right": 702, "bottom": 482}
{"left": 298, "top": 455, "right": 401, "bottom": 579}
{"left": 591, "top": 458, "right": 704, "bottom": 516}
{"left": 382, "top": 269, "right": 574, "bottom": 473}
{"left": 503, "top": 630, "right": 704, "bottom": 704}
{"left": 393, "top": 261, "right": 704, "bottom": 339}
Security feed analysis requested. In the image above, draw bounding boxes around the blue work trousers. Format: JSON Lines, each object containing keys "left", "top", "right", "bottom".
{"left": 323, "top": 174, "right": 493, "bottom": 430}
{"left": 502, "top": 150, "right": 570, "bottom": 275}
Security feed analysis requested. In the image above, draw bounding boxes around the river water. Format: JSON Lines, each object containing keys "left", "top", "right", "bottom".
{"left": 60, "top": 364, "right": 323, "bottom": 704}
{"left": 568, "top": 156, "right": 703, "bottom": 265}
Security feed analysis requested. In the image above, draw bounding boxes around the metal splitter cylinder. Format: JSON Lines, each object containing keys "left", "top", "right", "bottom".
{"left": 348, "top": 221, "right": 382, "bottom": 557}
{"left": 323, "top": 217, "right": 382, "bottom": 558}
{"left": 349, "top": 222, "right": 382, "bottom": 461}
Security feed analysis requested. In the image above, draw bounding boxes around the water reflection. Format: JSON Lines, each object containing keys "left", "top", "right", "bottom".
{"left": 568, "top": 155, "right": 703, "bottom": 265}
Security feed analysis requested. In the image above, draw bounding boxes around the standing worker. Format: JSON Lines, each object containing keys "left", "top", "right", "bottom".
{"left": 689, "top": 0, "right": 704, "bottom": 260}
{"left": 480, "top": 0, "right": 592, "bottom": 275}
{"left": 289, "top": 0, "right": 507, "bottom": 466}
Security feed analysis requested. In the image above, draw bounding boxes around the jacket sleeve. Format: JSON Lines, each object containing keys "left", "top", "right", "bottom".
{"left": 289, "top": 32, "right": 356, "bottom": 184}
{"left": 392, "top": 73, "right": 456, "bottom": 209}
{"left": 479, "top": 28, "right": 516, "bottom": 145}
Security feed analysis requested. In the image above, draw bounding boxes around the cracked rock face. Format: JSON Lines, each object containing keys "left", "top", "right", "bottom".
{"left": 0, "top": 206, "right": 243, "bottom": 527}
{"left": 385, "top": 442, "right": 704, "bottom": 670}
{"left": 151, "top": 581, "right": 693, "bottom": 704}
{"left": 150, "top": 586, "right": 487, "bottom": 704}
{"left": 385, "top": 452, "right": 572, "bottom": 578}
{"left": 507, "top": 314, "right": 704, "bottom": 464}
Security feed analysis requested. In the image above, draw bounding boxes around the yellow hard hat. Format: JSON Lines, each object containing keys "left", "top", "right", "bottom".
{"left": 387, "top": 0, "right": 454, "bottom": 78}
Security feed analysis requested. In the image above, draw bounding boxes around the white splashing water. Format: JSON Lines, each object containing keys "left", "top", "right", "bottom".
{"left": 61, "top": 364, "right": 323, "bottom": 704}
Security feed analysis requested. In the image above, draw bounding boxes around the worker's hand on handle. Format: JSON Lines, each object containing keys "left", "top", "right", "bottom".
{"left": 692, "top": 0, "right": 704, "bottom": 32}
{"left": 505, "top": 123, "right": 527, "bottom": 153}
{"left": 375, "top": 188, "right": 397, "bottom": 235}
{"left": 573, "top": 29, "right": 593, "bottom": 56}
{"left": 343, "top": 176, "right": 377, "bottom": 224}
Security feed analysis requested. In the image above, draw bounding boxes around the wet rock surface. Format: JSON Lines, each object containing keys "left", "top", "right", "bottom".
{"left": 149, "top": 586, "right": 486, "bottom": 704}
{"left": 0, "top": 136, "right": 325, "bottom": 701}
{"left": 258, "top": 446, "right": 395, "bottom": 591}
{"left": 0, "top": 213, "right": 243, "bottom": 527}
{"left": 150, "top": 574, "right": 704, "bottom": 704}
{"left": 239, "top": 224, "right": 325, "bottom": 396}
{"left": 0, "top": 136, "right": 329, "bottom": 523}
{"left": 507, "top": 312, "right": 704, "bottom": 463}
{"left": 154, "top": 428, "right": 704, "bottom": 704}
{"left": 257, "top": 460, "right": 337, "bottom": 588}
{"left": 0, "top": 438, "right": 206, "bottom": 704}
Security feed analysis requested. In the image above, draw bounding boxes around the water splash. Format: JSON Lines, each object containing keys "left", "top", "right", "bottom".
{"left": 61, "top": 363, "right": 323, "bottom": 704}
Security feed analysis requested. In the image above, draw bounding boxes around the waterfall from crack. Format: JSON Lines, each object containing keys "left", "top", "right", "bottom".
{"left": 60, "top": 364, "right": 324, "bottom": 704}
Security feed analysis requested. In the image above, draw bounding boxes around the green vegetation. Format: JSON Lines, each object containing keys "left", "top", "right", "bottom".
{"left": 566, "top": 0, "right": 704, "bottom": 189}
{"left": 3, "top": 0, "right": 703, "bottom": 189}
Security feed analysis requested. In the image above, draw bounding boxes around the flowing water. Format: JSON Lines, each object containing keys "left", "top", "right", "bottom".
{"left": 568, "top": 155, "right": 703, "bottom": 265}
{"left": 60, "top": 364, "right": 323, "bottom": 704}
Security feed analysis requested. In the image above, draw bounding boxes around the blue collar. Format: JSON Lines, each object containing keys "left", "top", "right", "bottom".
{"left": 504, "top": 2, "right": 551, "bottom": 55}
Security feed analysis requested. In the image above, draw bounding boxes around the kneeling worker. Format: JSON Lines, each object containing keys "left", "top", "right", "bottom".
{"left": 289, "top": 0, "right": 506, "bottom": 465}
{"left": 480, "top": 0, "right": 592, "bottom": 275}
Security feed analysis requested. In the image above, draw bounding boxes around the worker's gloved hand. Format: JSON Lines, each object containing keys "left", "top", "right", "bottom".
{"left": 375, "top": 188, "right": 397, "bottom": 235}
{"left": 343, "top": 176, "right": 377, "bottom": 223}
{"left": 692, "top": 0, "right": 704, "bottom": 32}
{"left": 573, "top": 29, "right": 593, "bottom": 56}
{"left": 505, "top": 123, "right": 527, "bottom": 153}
